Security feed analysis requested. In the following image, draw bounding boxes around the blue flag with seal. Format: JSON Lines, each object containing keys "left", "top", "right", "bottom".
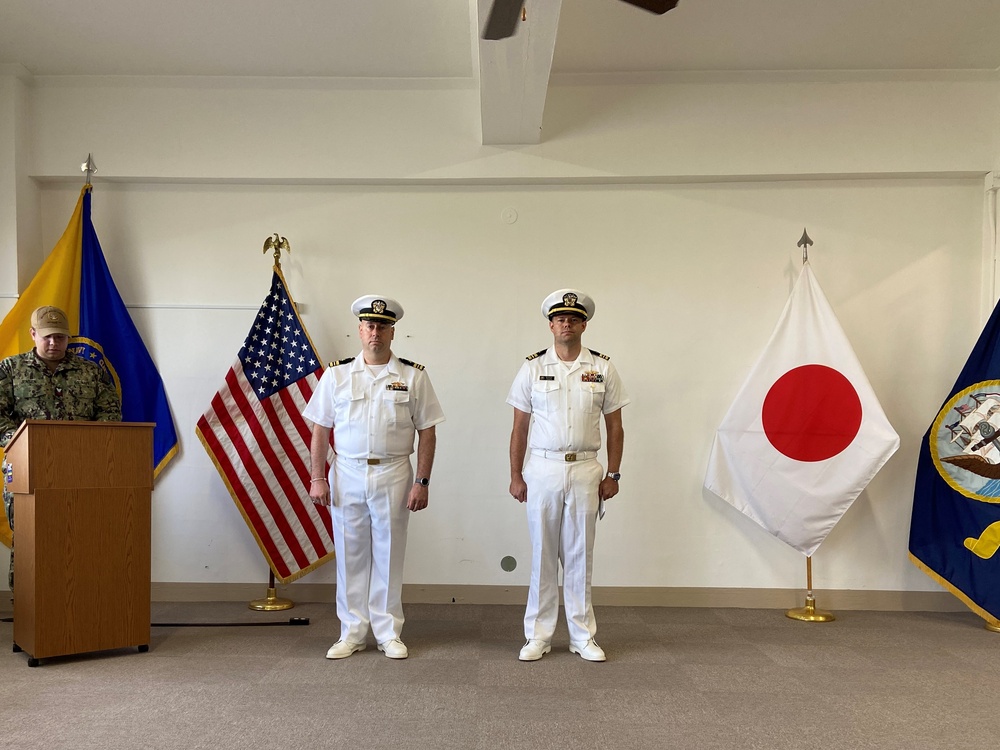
{"left": 910, "top": 299, "right": 1000, "bottom": 628}
{"left": 72, "top": 188, "right": 179, "bottom": 476}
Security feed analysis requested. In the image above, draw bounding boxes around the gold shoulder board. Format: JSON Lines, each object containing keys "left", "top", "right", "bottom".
{"left": 399, "top": 357, "right": 425, "bottom": 371}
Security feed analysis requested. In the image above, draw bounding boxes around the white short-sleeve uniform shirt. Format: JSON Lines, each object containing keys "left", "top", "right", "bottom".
{"left": 506, "top": 347, "right": 629, "bottom": 452}
{"left": 304, "top": 352, "right": 445, "bottom": 458}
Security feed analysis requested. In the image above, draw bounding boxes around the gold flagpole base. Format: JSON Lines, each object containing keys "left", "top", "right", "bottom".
{"left": 249, "top": 587, "right": 294, "bottom": 612}
{"left": 785, "top": 594, "right": 835, "bottom": 622}
{"left": 985, "top": 621, "right": 1000, "bottom": 633}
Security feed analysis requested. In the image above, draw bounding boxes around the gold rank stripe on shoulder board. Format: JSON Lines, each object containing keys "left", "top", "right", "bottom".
{"left": 399, "top": 357, "right": 425, "bottom": 370}
{"left": 526, "top": 349, "right": 547, "bottom": 361}
{"left": 588, "top": 349, "right": 610, "bottom": 361}
{"left": 329, "top": 357, "right": 355, "bottom": 367}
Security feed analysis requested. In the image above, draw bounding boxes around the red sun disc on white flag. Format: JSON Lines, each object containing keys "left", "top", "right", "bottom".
{"left": 762, "top": 364, "right": 863, "bottom": 462}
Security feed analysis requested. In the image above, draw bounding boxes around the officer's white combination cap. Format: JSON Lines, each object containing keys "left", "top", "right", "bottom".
{"left": 352, "top": 295, "right": 404, "bottom": 324}
{"left": 541, "top": 289, "right": 595, "bottom": 321}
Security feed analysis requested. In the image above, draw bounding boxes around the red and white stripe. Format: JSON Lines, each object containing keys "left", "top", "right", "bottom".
{"left": 196, "top": 360, "right": 334, "bottom": 583}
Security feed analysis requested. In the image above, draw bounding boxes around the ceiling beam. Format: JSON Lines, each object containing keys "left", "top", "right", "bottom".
{"left": 477, "top": 0, "right": 563, "bottom": 145}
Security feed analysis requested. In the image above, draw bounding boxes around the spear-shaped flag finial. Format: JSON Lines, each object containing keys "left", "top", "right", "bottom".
{"left": 81, "top": 154, "right": 97, "bottom": 185}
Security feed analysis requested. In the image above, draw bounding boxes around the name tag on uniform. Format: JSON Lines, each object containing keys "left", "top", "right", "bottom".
{"left": 539, "top": 375, "right": 555, "bottom": 381}
{"left": 387, "top": 382, "right": 409, "bottom": 391}
{"left": 582, "top": 371, "right": 604, "bottom": 383}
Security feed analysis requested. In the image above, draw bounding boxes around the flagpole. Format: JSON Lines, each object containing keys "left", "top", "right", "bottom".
{"left": 798, "top": 227, "right": 812, "bottom": 264}
{"left": 81, "top": 154, "right": 96, "bottom": 185}
{"left": 786, "top": 555, "right": 835, "bottom": 622}
{"left": 249, "top": 569, "right": 294, "bottom": 611}
{"left": 248, "top": 233, "right": 296, "bottom": 612}
{"left": 786, "top": 229, "right": 835, "bottom": 622}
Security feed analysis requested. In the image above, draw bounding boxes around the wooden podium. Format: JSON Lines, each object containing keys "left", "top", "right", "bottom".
{"left": 6, "top": 420, "right": 154, "bottom": 666}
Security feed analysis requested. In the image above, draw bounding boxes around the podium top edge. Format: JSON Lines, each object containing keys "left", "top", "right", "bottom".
{"left": 9, "top": 420, "right": 155, "bottom": 444}
{"left": 17, "top": 420, "right": 155, "bottom": 428}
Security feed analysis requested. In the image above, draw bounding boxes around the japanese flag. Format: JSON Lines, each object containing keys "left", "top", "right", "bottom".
{"left": 704, "top": 261, "right": 899, "bottom": 556}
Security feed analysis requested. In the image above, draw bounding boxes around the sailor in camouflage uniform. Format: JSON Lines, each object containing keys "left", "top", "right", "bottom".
{"left": 1, "top": 306, "right": 122, "bottom": 589}
{"left": 507, "top": 290, "right": 629, "bottom": 662}
{"left": 304, "top": 295, "right": 444, "bottom": 660}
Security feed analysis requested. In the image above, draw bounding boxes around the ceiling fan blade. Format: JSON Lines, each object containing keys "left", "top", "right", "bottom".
{"left": 619, "top": 0, "right": 680, "bottom": 15}
{"left": 482, "top": 0, "right": 523, "bottom": 40}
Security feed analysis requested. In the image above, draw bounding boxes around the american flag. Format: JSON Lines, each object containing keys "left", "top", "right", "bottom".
{"left": 196, "top": 267, "right": 335, "bottom": 583}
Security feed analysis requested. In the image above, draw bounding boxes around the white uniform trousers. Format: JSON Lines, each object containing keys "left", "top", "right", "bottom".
{"left": 523, "top": 453, "right": 603, "bottom": 644}
{"left": 331, "top": 456, "right": 413, "bottom": 644}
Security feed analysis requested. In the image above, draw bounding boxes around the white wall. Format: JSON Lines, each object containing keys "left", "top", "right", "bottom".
{"left": 29, "top": 177, "right": 984, "bottom": 594}
{"left": 22, "top": 77, "right": 1000, "bottom": 180}
{"left": 3, "top": 74, "right": 998, "bottom": 595}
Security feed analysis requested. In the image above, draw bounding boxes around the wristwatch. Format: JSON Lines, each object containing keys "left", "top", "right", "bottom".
{"left": 414, "top": 477, "right": 430, "bottom": 487}
{"left": 607, "top": 472, "right": 621, "bottom": 481}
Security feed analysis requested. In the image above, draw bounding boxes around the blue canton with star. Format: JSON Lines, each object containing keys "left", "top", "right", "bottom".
{"left": 238, "top": 274, "right": 319, "bottom": 400}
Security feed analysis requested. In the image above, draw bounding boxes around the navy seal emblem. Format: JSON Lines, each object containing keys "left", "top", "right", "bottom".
{"left": 932, "top": 381, "right": 1000, "bottom": 501}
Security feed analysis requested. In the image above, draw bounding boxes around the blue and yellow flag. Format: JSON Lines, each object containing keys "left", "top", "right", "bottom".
{"left": 76, "top": 187, "right": 178, "bottom": 475}
{"left": 0, "top": 186, "right": 178, "bottom": 546}
{"left": 910, "top": 299, "right": 1000, "bottom": 628}
{"left": 0, "top": 193, "right": 83, "bottom": 361}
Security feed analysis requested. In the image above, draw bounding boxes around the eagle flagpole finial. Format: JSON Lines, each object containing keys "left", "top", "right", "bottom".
{"left": 262, "top": 233, "right": 291, "bottom": 269}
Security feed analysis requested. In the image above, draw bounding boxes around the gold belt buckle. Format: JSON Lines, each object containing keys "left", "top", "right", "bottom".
{"left": 367, "top": 458, "right": 380, "bottom": 465}
{"left": 564, "top": 452, "right": 577, "bottom": 462}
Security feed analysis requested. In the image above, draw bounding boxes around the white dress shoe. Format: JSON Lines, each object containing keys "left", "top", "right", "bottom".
{"left": 518, "top": 639, "right": 552, "bottom": 661}
{"left": 569, "top": 639, "right": 606, "bottom": 662}
{"left": 326, "top": 640, "right": 366, "bottom": 660}
{"left": 377, "top": 638, "right": 409, "bottom": 659}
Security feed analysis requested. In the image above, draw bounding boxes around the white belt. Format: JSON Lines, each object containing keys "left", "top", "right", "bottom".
{"left": 336, "top": 455, "right": 409, "bottom": 466}
{"left": 531, "top": 449, "right": 597, "bottom": 462}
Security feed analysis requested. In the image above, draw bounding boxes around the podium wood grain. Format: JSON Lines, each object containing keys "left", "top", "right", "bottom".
{"left": 8, "top": 421, "right": 153, "bottom": 661}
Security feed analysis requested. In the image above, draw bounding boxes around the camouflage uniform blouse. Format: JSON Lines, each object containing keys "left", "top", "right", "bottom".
{"left": 0, "top": 351, "right": 122, "bottom": 448}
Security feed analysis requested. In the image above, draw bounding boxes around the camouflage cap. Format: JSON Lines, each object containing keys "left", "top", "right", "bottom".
{"left": 30, "top": 306, "right": 71, "bottom": 337}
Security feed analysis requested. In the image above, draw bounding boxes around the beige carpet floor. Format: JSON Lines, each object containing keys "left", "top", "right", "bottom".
{"left": 0, "top": 600, "right": 995, "bottom": 750}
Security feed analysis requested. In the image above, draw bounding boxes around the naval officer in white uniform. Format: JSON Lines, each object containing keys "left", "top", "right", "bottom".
{"left": 507, "top": 289, "right": 629, "bottom": 662}
{"left": 305, "top": 295, "right": 445, "bottom": 660}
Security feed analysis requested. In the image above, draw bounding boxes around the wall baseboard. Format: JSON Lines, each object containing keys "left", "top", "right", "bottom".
{"left": 149, "top": 582, "right": 967, "bottom": 612}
